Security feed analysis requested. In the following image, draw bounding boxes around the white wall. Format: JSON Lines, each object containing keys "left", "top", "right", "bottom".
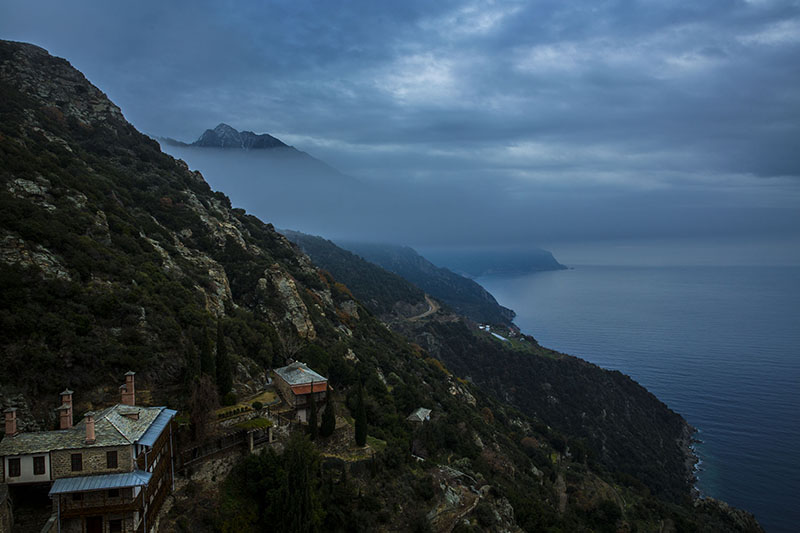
{"left": 4, "top": 453, "right": 51, "bottom": 483}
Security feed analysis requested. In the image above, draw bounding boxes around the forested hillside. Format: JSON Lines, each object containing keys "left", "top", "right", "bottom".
{"left": 326, "top": 239, "right": 515, "bottom": 325}
{"left": 283, "top": 230, "right": 429, "bottom": 320}
{"left": 0, "top": 40, "right": 762, "bottom": 532}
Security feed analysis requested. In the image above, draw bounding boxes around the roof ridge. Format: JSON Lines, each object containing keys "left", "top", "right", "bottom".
{"left": 101, "top": 410, "right": 133, "bottom": 444}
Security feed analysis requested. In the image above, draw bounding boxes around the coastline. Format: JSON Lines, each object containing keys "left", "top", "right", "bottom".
{"left": 481, "top": 268, "right": 703, "bottom": 501}
{"left": 679, "top": 422, "right": 701, "bottom": 498}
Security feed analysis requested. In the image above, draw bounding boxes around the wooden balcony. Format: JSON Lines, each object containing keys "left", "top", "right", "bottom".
{"left": 58, "top": 492, "right": 142, "bottom": 519}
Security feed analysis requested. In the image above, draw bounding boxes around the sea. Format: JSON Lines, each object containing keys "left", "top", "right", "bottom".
{"left": 477, "top": 265, "right": 800, "bottom": 533}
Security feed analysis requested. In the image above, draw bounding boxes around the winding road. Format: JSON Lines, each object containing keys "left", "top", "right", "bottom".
{"left": 409, "top": 295, "right": 440, "bottom": 321}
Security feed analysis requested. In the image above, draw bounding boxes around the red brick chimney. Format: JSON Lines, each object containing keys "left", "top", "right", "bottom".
{"left": 58, "top": 389, "right": 74, "bottom": 430}
{"left": 120, "top": 371, "right": 135, "bottom": 406}
{"left": 4, "top": 408, "right": 18, "bottom": 438}
{"left": 85, "top": 411, "right": 96, "bottom": 444}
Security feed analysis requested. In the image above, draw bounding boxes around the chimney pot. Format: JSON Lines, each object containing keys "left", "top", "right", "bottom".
{"left": 59, "top": 389, "right": 74, "bottom": 429}
{"left": 84, "top": 411, "right": 96, "bottom": 444}
{"left": 4, "top": 408, "right": 18, "bottom": 438}
{"left": 121, "top": 371, "right": 136, "bottom": 406}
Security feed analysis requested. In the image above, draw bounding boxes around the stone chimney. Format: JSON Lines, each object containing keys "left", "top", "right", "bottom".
{"left": 58, "top": 389, "right": 74, "bottom": 430}
{"left": 84, "top": 411, "right": 96, "bottom": 444}
{"left": 120, "top": 371, "right": 135, "bottom": 406}
{"left": 4, "top": 408, "right": 18, "bottom": 438}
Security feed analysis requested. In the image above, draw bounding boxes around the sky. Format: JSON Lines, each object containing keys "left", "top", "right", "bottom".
{"left": 2, "top": 0, "right": 799, "bottom": 265}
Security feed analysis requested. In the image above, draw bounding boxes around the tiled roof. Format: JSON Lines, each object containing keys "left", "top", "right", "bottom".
{"left": 49, "top": 470, "right": 151, "bottom": 495}
{"left": 274, "top": 362, "right": 327, "bottom": 386}
{"left": 290, "top": 383, "right": 329, "bottom": 395}
{"left": 407, "top": 407, "right": 432, "bottom": 422}
{"left": 0, "top": 405, "right": 168, "bottom": 456}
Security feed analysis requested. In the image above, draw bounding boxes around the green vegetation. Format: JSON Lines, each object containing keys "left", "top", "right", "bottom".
{"left": 319, "top": 387, "right": 335, "bottom": 438}
{"left": 354, "top": 383, "right": 367, "bottom": 447}
{"left": 283, "top": 230, "right": 427, "bottom": 318}
{"left": 335, "top": 240, "right": 516, "bottom": 325}
{"left": 216, "top": 319, "right": 233, "bottom": 397}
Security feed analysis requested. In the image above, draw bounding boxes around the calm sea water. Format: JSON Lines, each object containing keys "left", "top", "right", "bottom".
{"left": 478, "top": 266, "right": 800, "bottom": 533}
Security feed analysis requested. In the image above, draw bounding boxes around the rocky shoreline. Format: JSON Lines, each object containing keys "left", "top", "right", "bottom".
{"left": 679, "top": 421, "right": 701, "bottom": 497}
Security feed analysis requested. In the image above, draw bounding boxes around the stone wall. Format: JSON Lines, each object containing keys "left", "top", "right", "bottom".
{"left": 61, "top": 514, "right": 137, "bottom": 533}
{"left": 51, "top": 445, "right": 132, "bottom": 479}
{"left": 274, "top": 376, "right": 296, "bottom": 408}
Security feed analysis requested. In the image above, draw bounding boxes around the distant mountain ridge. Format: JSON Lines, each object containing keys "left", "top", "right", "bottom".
{"left": 156, "top": 123, "right": 357, "bottom": 198}
{"left": 193, "top": 123, "right": 288, "bottom": 150}
{"left": 421, "top": 247, "right": 567, "bottom": 278}
{"left": 159, "top": 123, "right": 291, "bottom": 151}
{"left": 333, "top": 240, "right": 517, "bottom": 325}
{"left": 282, "top": 231, "right": 429, "bottom": 320}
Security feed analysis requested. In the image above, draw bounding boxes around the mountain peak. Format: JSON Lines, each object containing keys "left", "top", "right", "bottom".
{"left": 192, "top": 123, "right": 288, "bottom": 150}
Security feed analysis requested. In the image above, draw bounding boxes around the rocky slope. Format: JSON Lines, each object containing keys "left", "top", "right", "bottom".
{"left": 0, "top": 40, "right": 763, "bottom": 532}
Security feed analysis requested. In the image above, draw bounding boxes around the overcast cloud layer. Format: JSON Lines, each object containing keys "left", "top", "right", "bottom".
{"left": 3, "top": 1, "right": 799, "bottom": 264}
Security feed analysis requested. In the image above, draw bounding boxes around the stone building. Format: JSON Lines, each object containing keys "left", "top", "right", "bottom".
{"left": 273, "top": 362, "right": 329, "bottom": 423}
{"left": 0, "top": 372, "right": 176, "bottom": 533}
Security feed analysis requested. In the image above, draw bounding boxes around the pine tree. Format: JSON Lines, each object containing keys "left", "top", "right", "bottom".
{"left": 355, "top": 383, "right": 367, "bottom": 447}
{"left": 216, "top": 319, "right": 233, "bottom": 397}
{"left": 199, "top": 327, "right": 215, "bottom": 379}
{"left": 320, "top": 384, "right": 335, "bottom": 438}
{"left": 308, "top": 380, "right": 318, "bottom": 441}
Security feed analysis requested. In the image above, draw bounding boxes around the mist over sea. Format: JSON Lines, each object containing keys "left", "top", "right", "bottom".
{"left": 478, "top": 265, "right": 800, "bottom": 533}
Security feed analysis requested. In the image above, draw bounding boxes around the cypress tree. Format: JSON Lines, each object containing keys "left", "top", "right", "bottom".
{"left": 199, "top": 326, "right": 215, "bottom": 379}
{"left": 308, "top": 380, "right": 318, "bottom": 441}
{"left": 355, "top": 383, "right": 367, "bottom": 446}
{"left": 320, "top": 384, "right": 335, "bottom": 438}
{"left": 184, "top": 339, "right": 200, "bottom": 387}
{"left": 216, "top": 319, "right": 233, "bottom": 396}
{"left": 283, "top": 432, "right": 322, "bottom": 532}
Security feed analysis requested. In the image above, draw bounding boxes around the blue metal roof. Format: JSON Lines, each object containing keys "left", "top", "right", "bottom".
{"left": 49, "top": 470, "right": 151, "bottom": 495}
{"left": 137, "top": 408, "right": 177, "bottom": 448}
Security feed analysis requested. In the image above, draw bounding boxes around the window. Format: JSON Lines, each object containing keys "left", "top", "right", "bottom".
{"left": 70, "top": 453, "right": 82, "bottom": 472}
{"left": 109, "top": 519, "right": 122, "bottom": 533}
{"left": 33, "top": 456, "right": 45, "bottom": 475}
{"left": 108, "top": 489, "right": 119, "bottom": 498}
{"left": 106, "top": 450, "right": 118, "bottom": 469}
{"left": 7, "top": 458, "right": 20, "bottom": 477}
{"left": 72, "top": 492, "right": 83, "bottom": 501}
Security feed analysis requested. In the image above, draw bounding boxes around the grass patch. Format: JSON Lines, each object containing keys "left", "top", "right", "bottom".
{"left": 366, "top": 435, "right": 387, "bottom": 452}
{"left": 247, "top": 389, "right": 278, "bottom": 405}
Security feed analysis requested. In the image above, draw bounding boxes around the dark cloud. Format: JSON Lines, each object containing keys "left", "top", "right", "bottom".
{"left": 2, "top": 0, "right": 798, "bottom": 263}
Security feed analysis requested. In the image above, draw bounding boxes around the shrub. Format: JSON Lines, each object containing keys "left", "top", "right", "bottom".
{"left": 222, "top": 391, "right": 237, "bottom": 406}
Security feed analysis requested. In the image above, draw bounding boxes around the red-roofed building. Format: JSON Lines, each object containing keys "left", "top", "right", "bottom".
{"left": 273, "top": 362, "right": 329, "bottom": 423}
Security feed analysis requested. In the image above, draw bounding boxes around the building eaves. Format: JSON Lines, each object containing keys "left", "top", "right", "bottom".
{"left": 48, "top": 470, "right": 152, "bottom": 495}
